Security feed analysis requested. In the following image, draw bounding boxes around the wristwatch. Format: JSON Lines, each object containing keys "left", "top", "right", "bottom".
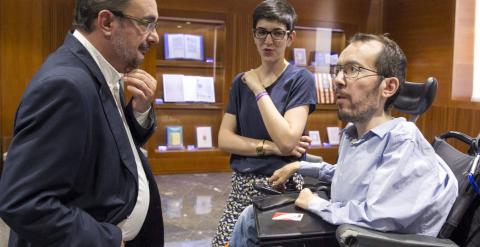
{"left": 256, "top": 139, "right": 266, "bottom": 156}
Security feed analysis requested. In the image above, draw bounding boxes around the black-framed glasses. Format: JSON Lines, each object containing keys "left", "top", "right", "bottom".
{"left": 110, "top": 10, "right": 159, "bottom": 33}
{"left": 253, "top": 28, "right": 290, "bottom": 41}
{"left": 333, "top": 63, "right": 383, "bottom": 79}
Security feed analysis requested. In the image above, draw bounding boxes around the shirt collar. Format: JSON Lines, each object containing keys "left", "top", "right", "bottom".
{"left": 369, "top": 117, "right": 406, "bottom": 138}
{"left": 343, "top": 117, "right": 407, "bottom": 141}
{"left": 72, "top": 30, "right": 123, "bottom": 90}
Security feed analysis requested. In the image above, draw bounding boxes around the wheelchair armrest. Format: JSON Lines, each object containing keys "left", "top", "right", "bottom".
{"left": 336, "top": 224, "right": 458, "bottom": 247}
{"left": 306, "top": 153, "right": 323, "bottom": 163}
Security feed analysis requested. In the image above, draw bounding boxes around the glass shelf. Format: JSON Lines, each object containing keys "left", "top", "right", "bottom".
{"left": 154, "top": 103, "right": 224, "bottom": 110}
{"left": 156, "top": 59, "right": 224, "bottom": 69}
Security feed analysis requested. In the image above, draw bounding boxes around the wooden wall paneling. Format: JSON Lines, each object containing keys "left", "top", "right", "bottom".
{"left": 149, "top": 149, "right": 230, "bottom": 174}
{"left": 431, "top": 106, "right": 480, "bottom": 152}
{"left": 222, "top": 13, "right": 237, "bottom": 106}
{"left": 407, "top": 105, "right": 469, "bottom": 150}
{"left": 221, "top": 13, "right": 238, "bottom": 105}
{"left": 41, "top": 0, "right": 76, "bottom": 56}
{"left": 1, "top": 0, "right": 45, "bottom": 153}
{"left": 380, "top": 0, "right": 480, "bottom": 152}
{"left": 0, "top": 0, "right": 3, "bottom": 169}
{"left": 157, "top": 0, "right": 231, "bottom": 14}
{"left": 452, "top": 107, "right": 480, "bottom": 137}
{"left": 366, "top": 0, "right": 384, "bottom": 34}
{"left": 416, "top": 106, "right": 455, "bottom": 141}
{"left": 0, "top": 0, "right": 75, "bottom": 170}
{"left": 0, "top": 0, "right": 3, "bottom": 168}
{"left": 289, "top": 0, "right": 371, "bottom": 33}
{"left": 231, "top": 13, "right": 261, "bottom": 76}
{"left": 383, "top": 0, "right": 455, "bottom": 107}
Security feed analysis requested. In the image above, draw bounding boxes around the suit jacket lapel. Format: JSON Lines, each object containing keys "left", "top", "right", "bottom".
{"left": 64, "top": 33, "right": 138, "bottom": 180}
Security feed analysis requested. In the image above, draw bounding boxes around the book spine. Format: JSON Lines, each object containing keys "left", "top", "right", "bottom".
{"left": 314, "top": 72, "right": 320, "bottom": 104}
{"left": 328, "top": 74, "right": 335, "bottom": 104}
{"left": 323, "top": 73, "right": 330, "bottom": 104}
{"left": 164, "top": 33, "right": 170, "bottom": 59}
{"left": 316, "top": 73, "right": 325, "bottom": 104}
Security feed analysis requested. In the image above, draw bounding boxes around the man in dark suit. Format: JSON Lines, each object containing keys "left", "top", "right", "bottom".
{"left": 0, "top": 0, "right": 164, "bottom": 246}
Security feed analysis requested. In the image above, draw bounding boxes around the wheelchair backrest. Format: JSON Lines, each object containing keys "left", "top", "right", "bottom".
{"left": 432, "top": 131, "right": 480, "bottom": 247}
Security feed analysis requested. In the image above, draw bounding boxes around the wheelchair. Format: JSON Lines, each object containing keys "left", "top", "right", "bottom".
{"left": 252, "top": 77, "right": 480, "bottom": 247}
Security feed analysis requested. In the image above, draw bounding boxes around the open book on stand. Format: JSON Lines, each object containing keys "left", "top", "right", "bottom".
{"left": 163, "top": 74, "right": 215, "bottom": 103}
{"left": 164, "top": 33, "right": 204, "bottom": 61}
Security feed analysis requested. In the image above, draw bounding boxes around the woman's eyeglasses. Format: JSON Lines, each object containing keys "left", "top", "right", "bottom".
{"left": 253, "top": 28, "right": 290, "bottom": 41}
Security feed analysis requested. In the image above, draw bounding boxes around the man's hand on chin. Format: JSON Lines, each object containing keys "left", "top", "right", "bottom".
{"left": 124, "top": 69, "right": 157, "bottom": 113}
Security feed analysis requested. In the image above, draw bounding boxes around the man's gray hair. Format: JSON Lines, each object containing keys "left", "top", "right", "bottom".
{"left": 73, "top": 0, "right": 130, "bottom": 32}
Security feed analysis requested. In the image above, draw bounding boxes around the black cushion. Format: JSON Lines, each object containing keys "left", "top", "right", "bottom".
{"left": 393, "top": 77, "right": 438, "bottom": 116}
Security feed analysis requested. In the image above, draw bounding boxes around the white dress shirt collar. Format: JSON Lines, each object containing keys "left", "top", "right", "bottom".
{"left": 72, "top": 30, "right": 123, "bottom": 90}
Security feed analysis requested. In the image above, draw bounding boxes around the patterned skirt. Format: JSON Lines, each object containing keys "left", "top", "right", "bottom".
{"left": 211, "top": 171, "right": 304, "bottom": 247}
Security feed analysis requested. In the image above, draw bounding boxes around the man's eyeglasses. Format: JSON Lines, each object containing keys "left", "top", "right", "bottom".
{"left": 333, "top": 63, "right": 383, "bottom": 79}
{"left": 110, "top": 10, "right": 159, "bottom": 33}
{"left": 253, "top": 28, "right": 290, "bottom": 41}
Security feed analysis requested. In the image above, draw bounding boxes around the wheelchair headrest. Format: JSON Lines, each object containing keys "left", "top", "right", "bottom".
{"left": 393, "top": 77, "right": 438, "bottom": 118}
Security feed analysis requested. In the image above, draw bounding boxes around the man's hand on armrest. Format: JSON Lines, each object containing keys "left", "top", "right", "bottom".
{"left": 295, "top": 188, "right": 318, "bottom": 209}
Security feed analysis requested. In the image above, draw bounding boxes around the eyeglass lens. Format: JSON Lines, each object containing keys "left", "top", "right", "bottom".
{"left": 334, "top": 64, "right": 358, "bottom": 78}
{"left": 254, "top": 28, "right": 288, "bottom": 40}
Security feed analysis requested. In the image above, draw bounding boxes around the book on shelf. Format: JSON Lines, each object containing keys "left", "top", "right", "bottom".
{"left": 196, "top": 126, "right": 213, "bottom": 149}
{"left": 330, "top": 53, "right": 339, "bottom": 65}
{"left": 308, "top": 130, "right": 322, "bottom": 147}
{"left": 163, "top": 74, "right": 215, "bottom": 103}
{"left": 314, "top": 72, "right": 321, "bottom": 104}
{"left": 325, "top": 73, "right": 334, "bottom": 104}
{"left": 314, "top": 73, "right": 335, "bottom": 104}
{"left": 326, "top": 126, "right": 341, "bottom": 145}
{"left": 312, "top": 51, "right": 325, "bottom": 66}
{"left": 293, "top": 48, "right": 307, "bottom": 66}
{"left": 311, "top": 51, "right": 339, "bottom": 66}
{"left": 164, "top": 33, "right": 204, "bottom": 61}
{"left": 322, "top": 73, "right": 328, "bottom": 104}
{"left": 166, "top": 125, "right": 184, "bottom": 149}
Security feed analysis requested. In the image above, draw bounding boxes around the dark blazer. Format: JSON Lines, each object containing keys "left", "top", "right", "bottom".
{"left": 0, "top": 32, "right": 164, "bottom": 247}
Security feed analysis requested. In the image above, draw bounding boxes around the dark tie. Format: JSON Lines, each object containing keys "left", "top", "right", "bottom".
{"left": 118, "top": 79, "right": 126, "bottom": 108}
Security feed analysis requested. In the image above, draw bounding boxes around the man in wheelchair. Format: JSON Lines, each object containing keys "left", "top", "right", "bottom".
{"left": 229, "top": 33, "right": 459, "bottom": 246}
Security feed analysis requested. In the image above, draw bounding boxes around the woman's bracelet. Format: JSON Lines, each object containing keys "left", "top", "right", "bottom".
{"left": 255, "top": 91, "right": 268, "bottom": 101}
{"left": 256, "top": 139, "right": 266, "bottom": 156}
